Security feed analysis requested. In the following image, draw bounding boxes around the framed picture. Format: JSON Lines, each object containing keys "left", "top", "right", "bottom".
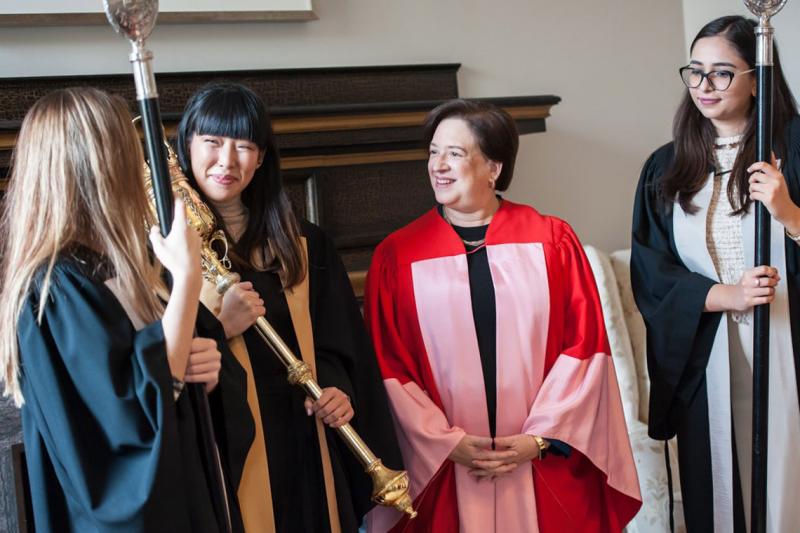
{"left": 0, "top": 0, "right": 316, "bottom": 26}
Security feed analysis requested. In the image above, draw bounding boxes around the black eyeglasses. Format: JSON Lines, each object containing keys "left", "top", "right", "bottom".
{"left": 679, "top": 66, "right": 755, "bottom": 91}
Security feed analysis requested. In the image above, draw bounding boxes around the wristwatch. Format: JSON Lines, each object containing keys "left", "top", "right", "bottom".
{"left": 532, "top": 435, "right": 549, "bottom": 460}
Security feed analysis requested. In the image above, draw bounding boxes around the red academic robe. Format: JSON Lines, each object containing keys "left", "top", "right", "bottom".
{"left": 364, "top": 201, "right": 641, "bottom": 533}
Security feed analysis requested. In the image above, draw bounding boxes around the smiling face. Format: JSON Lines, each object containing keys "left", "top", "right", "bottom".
{"left": 688, "top": 35, "right": 755, "bottom": 136}
{"left": 189, "top": 133, "right": 263, "bottom": 205}
{"left": 428, "top": 118, "right": 501, "bottom": 215}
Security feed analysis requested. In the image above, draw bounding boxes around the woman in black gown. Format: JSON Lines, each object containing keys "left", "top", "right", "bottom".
{"left": 631, "top": 16, "right": 800, "bottom": 530}
{"left": 0, "top": 87, "right": 222, "bottom": 532}
{"left": 177, "top": 82, "right": 403, "bottom": 533}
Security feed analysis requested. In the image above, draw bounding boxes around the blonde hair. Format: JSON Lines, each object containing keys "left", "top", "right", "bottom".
{"left": 0, "top": 87, "right": 164, "bottom": 406}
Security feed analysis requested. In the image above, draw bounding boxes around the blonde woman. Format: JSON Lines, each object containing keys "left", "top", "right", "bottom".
{"left": 0, "top": 88, "right": 223, "bottom": 532}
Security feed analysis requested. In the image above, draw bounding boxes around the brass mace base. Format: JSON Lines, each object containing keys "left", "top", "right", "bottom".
{"left": 368, "top": 460, "right": 418, "bottom": 518}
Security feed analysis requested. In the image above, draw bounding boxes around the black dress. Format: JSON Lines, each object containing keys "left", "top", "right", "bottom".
{"left": 18, "top": 251, "right": 220, "bottom": 533}
{"left": 219, "top": 221, "right": 404, "bottom": 533}
{"left": 446, "top": 212, "right": 571, "bottom": 457}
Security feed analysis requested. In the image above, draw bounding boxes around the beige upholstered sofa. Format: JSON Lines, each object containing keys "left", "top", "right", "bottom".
{"left": 583, "top": 246, "right": 685, "bottom": 533}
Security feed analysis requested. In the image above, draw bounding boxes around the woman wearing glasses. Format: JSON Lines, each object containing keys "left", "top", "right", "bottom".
{"left": 631, "top": 15, "right": 800, "bottom": 531}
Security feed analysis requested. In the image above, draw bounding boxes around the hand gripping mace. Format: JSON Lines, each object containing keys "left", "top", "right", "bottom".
{"left": 103, "top": 2, "right": 233, "bottom": 531}
{"left": 141, "top": 143, "right": 417, "bottom": 519}
{"left": 743, "top": 2, "right": 787, "bottom": 532}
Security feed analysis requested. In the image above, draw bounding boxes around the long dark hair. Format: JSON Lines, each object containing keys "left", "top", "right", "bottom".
{"left": 660, "top": 15, "right": 798, "bottom": 214}
{"left": 177, "top": 82, "right": 305, "bottom": 288}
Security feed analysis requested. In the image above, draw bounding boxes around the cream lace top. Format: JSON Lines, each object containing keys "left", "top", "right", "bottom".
{"left": 706, "top": 134, "right": 747, "bottom": 323}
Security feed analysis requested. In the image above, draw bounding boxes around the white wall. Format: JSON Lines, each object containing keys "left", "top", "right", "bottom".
{"left": 682, "top": 0, "right": 800, "bottom": 93}
{"left": 0, "top": 0, "right": 687, "bottom": 252}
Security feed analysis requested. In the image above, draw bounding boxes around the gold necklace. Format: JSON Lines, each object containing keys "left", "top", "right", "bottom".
{"left": 442, "top": 207, "right": 487, "bottom": 247}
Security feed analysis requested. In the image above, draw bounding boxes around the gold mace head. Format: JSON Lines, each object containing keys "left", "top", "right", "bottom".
{"left": 142, "top": 141, "right": 218, "bottom": 240}
{"left": 140, "top": 135, "right": 239, "bottom": 293}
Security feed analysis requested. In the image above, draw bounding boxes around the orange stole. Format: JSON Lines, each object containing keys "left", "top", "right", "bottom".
{"left": 200, "top": 237, "right": 342, "bottom": 533}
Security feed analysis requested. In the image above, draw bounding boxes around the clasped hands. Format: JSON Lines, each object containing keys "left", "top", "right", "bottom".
{"left": 449, "top": 433, "right": 547, "bottom": 482}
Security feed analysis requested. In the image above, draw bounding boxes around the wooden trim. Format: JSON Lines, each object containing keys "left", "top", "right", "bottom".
{"left": 0, "top": 104, "right": 553, "bottom": 151}
{"left": 271, "top": 105, "right": 552, "bottom": 134}
{"left": 162, "top": 103, "right": 551, "bottom": 135}
{"left": 273, "top": 111, "right": 429, "bottom": 134}
{"left": 0, "top": 132, "right": 15, "bottom": 151}
{"left": 348, "top": 270, "right": 367, "bottom": 298}
{"left": 0, "top": 10, "right": 316, "bottom": 27}
{"left": 0, "top": 94, "right": 557, "bottom": 187}
{"left": 0, "top": 64, "right": 461, "bottom": 85}
{"left": 0, "top": 149, "right": 424, "bottom": 191}
{"left": 507, "top": 105, "right": 554, "bottom": 120}
{"left": 282, "top": 149, "right": 426, "bottom": 170}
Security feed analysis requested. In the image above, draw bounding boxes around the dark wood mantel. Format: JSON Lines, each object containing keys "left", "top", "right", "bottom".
{"left": 0, "top": 66, "right": 558, "bottom": 274}
{"left": 0, "top": 64, "right": 559, "bottom": 532}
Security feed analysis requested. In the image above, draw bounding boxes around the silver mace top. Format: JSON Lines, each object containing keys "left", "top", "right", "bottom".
{"left": 103, "top": 0, "right": 160, "bottom": 99}
{"left": 744, "top": 0, "right": 788, "bottom": 65}
{"left": 745, "top": 0, "right": 788, "bottom": 23}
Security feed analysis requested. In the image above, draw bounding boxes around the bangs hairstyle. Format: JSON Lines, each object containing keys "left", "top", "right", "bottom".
{"left": 177, "top": 82, "right": 305, "bottom": 288}
{"left": 660, "top": 15, "right": 798, "bottom": 214}
{"left": 186, "top": 88, "right": 266, "bottom": 147}
{"left": 423, "top": 99, "right": 519, "bottom": 191}
{"left": 0, "top": 87, "right": 163, "bottom": 406}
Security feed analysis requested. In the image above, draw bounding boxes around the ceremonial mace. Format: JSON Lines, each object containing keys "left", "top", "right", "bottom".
{"left": 743, "top": 2, "right": 787, "bottom": 532}
{"left": 144, "top": 145, "right": 417, "bottom": 519}
{"left": 102, "top": 2, "right": 232, "bottom": 531}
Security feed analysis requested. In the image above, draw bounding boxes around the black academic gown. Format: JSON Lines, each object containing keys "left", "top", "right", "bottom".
{"left": 199, "top": 304, "right": 254, "bottom": 533}
{"left": 217, "top": 221, "right": 404, "bottom": 533}
{"left": 18, "top": 251, "right": 220, "bottom": 533}
{"left": 631, "top": 115, "right": 800, "bottom": 531}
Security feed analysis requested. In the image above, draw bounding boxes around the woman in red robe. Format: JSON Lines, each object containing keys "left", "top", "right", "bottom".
{"left": 364, "top": 99, "right": 641, "bottom": 532}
